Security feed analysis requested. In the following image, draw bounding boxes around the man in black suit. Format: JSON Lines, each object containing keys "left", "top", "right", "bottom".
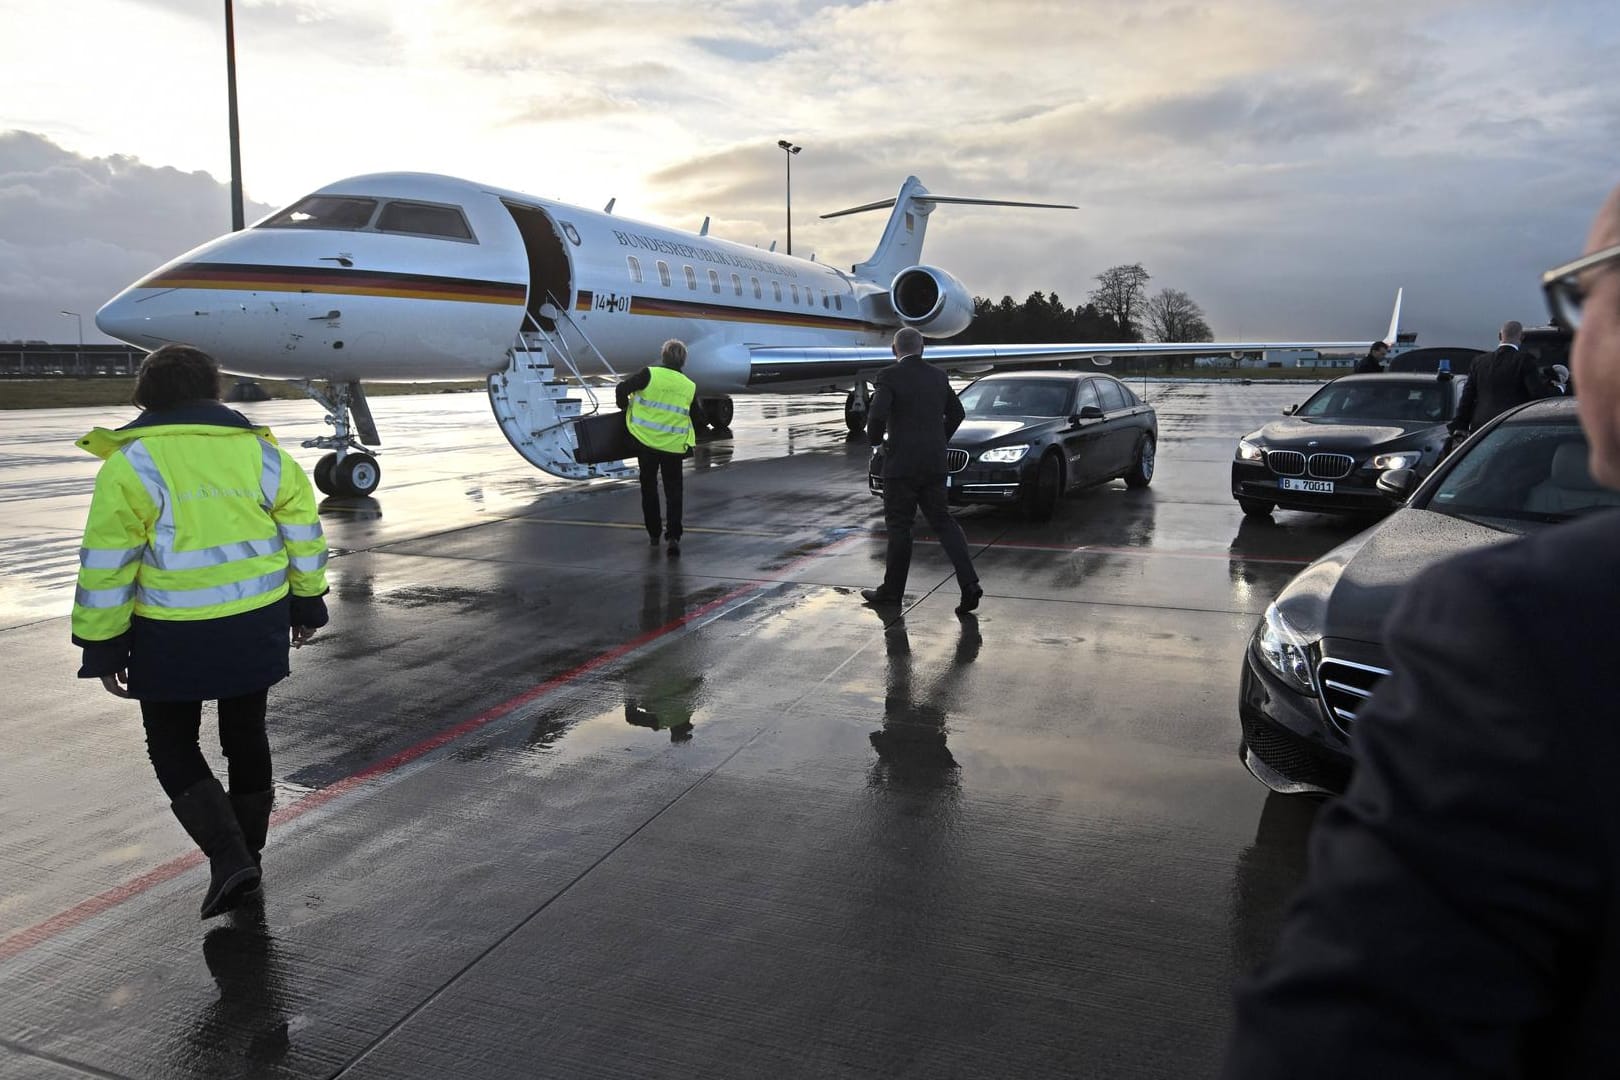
{"left": 1223, "top": 183, "right": 1620, "bottom": 1077}
{"left": 1352, "top": 340, "right": 1389, "bottom": 374}
{"left": 1451, "top": 319, "right": 1552, "bottom": 432}
{"left": 862, "top": 328, "right": 982, "bottom": 614}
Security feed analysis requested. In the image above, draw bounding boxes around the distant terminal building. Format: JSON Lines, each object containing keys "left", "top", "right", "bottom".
{"left": 1, "top": 342, "right": 146, "bottom": 377}
{"left": 1195, "top": 331, "right": 1418, "bottom": 371}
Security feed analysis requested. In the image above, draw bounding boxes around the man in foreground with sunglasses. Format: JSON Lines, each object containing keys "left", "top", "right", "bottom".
{"left": 1222, "top": 185, "right": 1620, "bottom": 1077}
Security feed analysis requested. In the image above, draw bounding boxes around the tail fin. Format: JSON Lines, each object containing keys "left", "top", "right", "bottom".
{"left": 1382, "top": 287, "right": 1403, "bottom": 347}
{"left": 822, "top": 176, "right": 1075, "bottom": 284}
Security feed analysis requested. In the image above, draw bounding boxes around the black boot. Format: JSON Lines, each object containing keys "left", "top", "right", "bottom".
{"left": 170, "top": 778, "right": 262, "bottom": 919}
{"left": 229, "top": 789, "right": 275, "bottom": 899}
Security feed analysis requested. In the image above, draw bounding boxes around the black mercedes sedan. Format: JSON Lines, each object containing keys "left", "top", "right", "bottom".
{"left": 1239, "top": 397, "right": 1620, "bottom": 796}
{"left": 868, "top": 371, "right": 1158, "bottom": 521}
{"left": 1231, "top": 372, "right": 1465, "bottom": 518}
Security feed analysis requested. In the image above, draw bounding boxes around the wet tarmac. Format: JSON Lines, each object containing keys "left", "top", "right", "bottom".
{"left": 0, "top": 381, "right": 1361, "bottom": 1078}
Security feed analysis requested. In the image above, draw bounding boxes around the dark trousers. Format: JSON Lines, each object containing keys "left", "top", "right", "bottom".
{"left": 637, "top": 450, "right": 685, "bottom": 540}
{"left": 881, "top": 473, "right": 978, "bottom": 594}
{"left": 140, "top": 690, "right": 272, "bottom": 800}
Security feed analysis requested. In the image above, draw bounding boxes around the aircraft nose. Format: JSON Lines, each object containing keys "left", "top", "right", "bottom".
{"left": 96, "top": 290, "right": 179, "bottom": 351}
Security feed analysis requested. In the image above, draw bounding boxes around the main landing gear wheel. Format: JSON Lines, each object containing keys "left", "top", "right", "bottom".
{"left": 702, "top": 397, "right": 734, "bottom": 430}
{"left": 1021, "top": 453, "right": 1063, "bottom": 522}
{"left": 313, "top": 453, "right": 338, "bottom": 496}
{"left": 844, "top": 388, "right": 868, "bottom": 435}
{"left": 1125, "top": 435, "right": 1155, "bottom": 489}
{"left": 1238, "top": 497, "right": 1275, "bottom": 519}
{"left": 333, "top": 453, "right": 382, "bottom": 497}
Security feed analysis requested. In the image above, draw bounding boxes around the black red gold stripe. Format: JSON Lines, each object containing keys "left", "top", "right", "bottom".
{"left": 575, "top": 289, "right": 882, "bottom": 333}
{"left": 138, "top": 262, "right": 526, "bottom": 305}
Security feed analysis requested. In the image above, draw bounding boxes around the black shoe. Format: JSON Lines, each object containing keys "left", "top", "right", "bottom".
{"left": 649, "top": 534, "right": 661, "bottom": 546}
{"left": 229, "top": 789, "right": 274, "bottom": 884}
{"left": 956, "top": 583, "right": 984, "bottom": 614}
{"left": 861, "top": 588, "right": 901, "bottom": 605}
{"left": 170, "top": 778, "right": 262, "bottom": 919}
{"left": 667, "top": 539, "right": 681, "bottom": 557}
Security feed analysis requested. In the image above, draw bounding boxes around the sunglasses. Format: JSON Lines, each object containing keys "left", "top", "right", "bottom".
{"left": 1542, "top": 242, "right": 1620, "bottom": 332}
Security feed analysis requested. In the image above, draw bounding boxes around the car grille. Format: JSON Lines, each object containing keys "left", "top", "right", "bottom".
{"left": 1307, "top": 453, "right": 1355, "bottom": 479}
{"left": 1317, "top": 657, "right": 1391, "bottom": 735}
{"left": 1265, "top": 450, "right": 1305, "bottom": 476}
{"left": 946, "top": 449, "right": 970, "bottom": 473}
{"left": 1241, "top": 710, "right": 1351, "bottom": 793}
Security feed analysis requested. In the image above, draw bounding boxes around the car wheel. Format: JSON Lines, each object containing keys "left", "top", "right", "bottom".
{"left": 1124, "top": 435, "right": 1155, "bottom": 488}
{"left": 1021, "top": 453, "right": 1062, "bottom": 521}
{"left": 1238, "top": 497, "right": 1274, "bottom": 519}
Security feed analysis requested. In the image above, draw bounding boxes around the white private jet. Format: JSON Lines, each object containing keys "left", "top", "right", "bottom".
{"left": 96, "top": 172, "right": 1396, "bottom": 496}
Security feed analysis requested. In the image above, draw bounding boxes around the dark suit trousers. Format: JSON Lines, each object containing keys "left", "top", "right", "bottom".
{"left": 637, "top": 450, "right": 684, "bottom": 540}
{"left": 881, "top": 474, "right": 977, "bottom": 594}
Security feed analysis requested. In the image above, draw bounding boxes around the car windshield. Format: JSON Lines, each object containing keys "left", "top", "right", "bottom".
{"left": 1427, "top": 421, "right": 1620, "bottom": 523}
{"left": 1297, "top": 380, "right": 1451, "bottom": 422}
{"left": 959, "top": 379, "right": 1071, "bottom": 418}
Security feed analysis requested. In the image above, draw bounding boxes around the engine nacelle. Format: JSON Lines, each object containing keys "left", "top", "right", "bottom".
{"left": 889, "top": 264, "right": 974, "bottom": 338}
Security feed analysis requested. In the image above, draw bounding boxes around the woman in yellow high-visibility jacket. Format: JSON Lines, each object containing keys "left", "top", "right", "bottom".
{"left": 72, "top": 345, "right": 330, "bottom": 919}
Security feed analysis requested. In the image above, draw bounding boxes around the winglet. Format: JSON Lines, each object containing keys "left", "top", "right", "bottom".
{"left": 1383, "top": 288, "right": 1403, "bottom": 347}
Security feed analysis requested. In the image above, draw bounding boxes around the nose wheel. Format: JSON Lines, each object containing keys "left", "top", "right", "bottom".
{"left": 314, "top": 452, "right": 382, "bottom": 497}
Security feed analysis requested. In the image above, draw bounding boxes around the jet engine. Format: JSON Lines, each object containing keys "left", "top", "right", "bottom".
{"left": 890, "top": 265, "right": 974, "bottom": 338}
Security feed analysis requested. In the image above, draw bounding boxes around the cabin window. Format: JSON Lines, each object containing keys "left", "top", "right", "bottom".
{"left": 731, "top": 273, "right": 743, "bottom": 296}
{"left": 709, "top": 269, "right": 721, "bottom": 293}
{"left": 822, "top": 293, "right": 830, "bottom": 309}
{"left": 791, "top": 284, "right": 800, "bottom": 303}
{"left": 657, "top": 261, "right": 671, "bottom": 287}
{"left": 752, "top": 278, "right": 762, "bottom": 299}
{"left": 627, "top": 256, "right": 642, "bottom": 283}
{"left": 684, "top": 266, "right": 697, "bottom": 289}
{"left": 773, "top": 281, "right": 783, "bottom": 302}
{"left": 260, "top": 196, "right": 379, "bottom": 232}
{"left": 375, "top": 200, "right": 474, "bottom": 240}
{"left": 835, "top": 295, "right": 843, "bottom": 311}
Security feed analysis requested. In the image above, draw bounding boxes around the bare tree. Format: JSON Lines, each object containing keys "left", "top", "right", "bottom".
{"left": 1088, "top": 263, "right": 1152, "bottom": 340}
{"left": 1144, "top": 287, "right": 1213, "bottom": 343}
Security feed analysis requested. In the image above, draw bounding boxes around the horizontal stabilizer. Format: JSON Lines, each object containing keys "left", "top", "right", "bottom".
{"left": 821, "top": 194, "right": 1077, "bottom": 220}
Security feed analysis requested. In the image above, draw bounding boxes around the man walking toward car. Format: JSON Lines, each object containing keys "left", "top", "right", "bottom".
{"left": 862, "top": 328, "right": 982, "bottom": 614}
{"left": 1451, "top": 320, "right": 1553, "bottom": 433}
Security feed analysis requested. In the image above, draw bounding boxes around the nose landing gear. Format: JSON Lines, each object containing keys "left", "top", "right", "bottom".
{"left": 299, "top": 380, "right": 383, "bottom": 497}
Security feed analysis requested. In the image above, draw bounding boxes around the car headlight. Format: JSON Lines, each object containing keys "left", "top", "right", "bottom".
{"left": 1370, "top": 451, "right": 1421, "bottom": 470}
{"left": 1236, "top": 438, "right": 1264, "bottom": 461}
{"left": 979, "top": 444, "right": 1030, "bottom": 463}
{"left": 1255, "top": 603, "right": 1318, "bottom": 696}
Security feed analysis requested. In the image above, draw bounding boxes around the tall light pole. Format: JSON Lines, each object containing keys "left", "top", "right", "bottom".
{"left": 59, "top": 310, "right": 83, "bottom": 375}
{"left": 225, "top": 0, "right": 244, "bottom": 231}
{"left": 777, "top": 139, "right": 801, "bottom": 256}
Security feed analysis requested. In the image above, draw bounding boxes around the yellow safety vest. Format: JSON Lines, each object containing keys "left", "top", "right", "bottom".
{"left": 627, "top": 367, "right": 697, "bottom": 453}
{"left": 72, "top": 422, "right": 328, "bottom": 642}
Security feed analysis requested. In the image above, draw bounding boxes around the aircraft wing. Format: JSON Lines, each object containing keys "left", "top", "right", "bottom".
{"left": 743, "top": 338, "right": 1377, "bottom": 389}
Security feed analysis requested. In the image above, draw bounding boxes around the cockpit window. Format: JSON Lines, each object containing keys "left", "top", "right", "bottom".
{"left": 262, "top": 196, "right": 378, "bottom": 231}
{"left": 259, "top": 195, "right": 475, "bottom": 242}
{"left": 376, "top": 201, "right": 473, "bottom": 240}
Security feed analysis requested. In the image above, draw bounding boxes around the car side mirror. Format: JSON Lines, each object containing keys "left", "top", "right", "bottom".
{"left": 1376, "top": 467, "right": 1417, "bottom": 500}
{"left": 1077, "top": 405, "right": 1105, "bottom": 420}
{"left": 1282, "top": 404, "right": 1297, "bottom": 415}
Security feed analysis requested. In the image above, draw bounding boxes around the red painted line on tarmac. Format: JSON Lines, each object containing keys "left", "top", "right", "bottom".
{"left": 0, "top": 534, "right": 859, "bottom": 965}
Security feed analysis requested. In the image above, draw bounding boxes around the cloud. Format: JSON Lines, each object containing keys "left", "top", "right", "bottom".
{"left": 0, "top": 133, "right": 274, "bottom": 342}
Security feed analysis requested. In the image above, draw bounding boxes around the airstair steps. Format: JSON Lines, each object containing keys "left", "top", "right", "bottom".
{"left": 488, "top": 338, "right": 635, "bottom": 482}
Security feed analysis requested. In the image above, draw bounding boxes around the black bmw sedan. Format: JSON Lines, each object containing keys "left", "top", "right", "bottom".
{"left": 1239, "top": 397, "right": 1620, "bottom": 796}
{"left": 1231, "top": 372, "right": 1465, "bottom": 518}
{"left": 868, "top": 371, "right": 1158, "bottom": 521}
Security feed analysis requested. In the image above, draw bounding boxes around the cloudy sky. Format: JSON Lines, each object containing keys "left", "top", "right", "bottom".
{"left": 2, "top": 0, "right": 1615, "bottom": 346}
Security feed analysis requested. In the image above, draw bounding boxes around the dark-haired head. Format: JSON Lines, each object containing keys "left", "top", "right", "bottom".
{"left": 133, "top": 345, "right": 221, "bottom": 410}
